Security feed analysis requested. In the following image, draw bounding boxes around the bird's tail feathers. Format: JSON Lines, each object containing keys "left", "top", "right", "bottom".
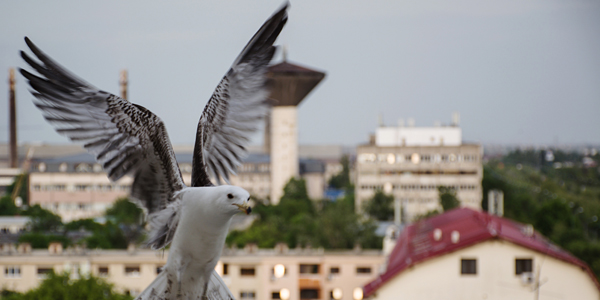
{"left": 136, "top": 270, "right": 234, "bottom": 300}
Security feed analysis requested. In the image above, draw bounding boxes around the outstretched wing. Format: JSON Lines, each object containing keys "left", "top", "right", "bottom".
{"left": 20, "top": 37, "right": 185, "bottom": 214}
{"left": 191, "top": 2, "right": 288, "bottom": 187}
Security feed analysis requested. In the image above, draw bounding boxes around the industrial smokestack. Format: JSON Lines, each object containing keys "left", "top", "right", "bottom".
{"left": 120, "top": 69, "right": 128, "bottom": 100}
{"left": 9, "top": 68, "right": 17, "bottom": 168}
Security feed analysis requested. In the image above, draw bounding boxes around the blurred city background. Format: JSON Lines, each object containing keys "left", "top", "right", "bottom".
{"left": 0, "top": 1, "right": 599, "bottom": 300}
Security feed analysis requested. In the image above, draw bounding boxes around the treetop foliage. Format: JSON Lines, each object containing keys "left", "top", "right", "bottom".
{"left": 485, "top": 149, "right": 600, "bottom": 280}
{"left": 439, "top": 186, "right": 460, "bottom": 211}
{"left": 1, "top": 271, "right": 132, "bottom": 300}
{"left": 227, "top": 176, "right": 381, "bottom": 250}
{"left": 362, "top": 190, "right": 394, "bottom": 221}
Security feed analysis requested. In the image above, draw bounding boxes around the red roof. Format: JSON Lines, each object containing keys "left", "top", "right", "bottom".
{"left": 363, "top": 208, "right": 600, "bottom": 297}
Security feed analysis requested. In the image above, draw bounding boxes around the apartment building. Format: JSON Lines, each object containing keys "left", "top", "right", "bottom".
{"left": 356, "top": 124, "right": 482, "bottom": 222}
{"left": 27, "top": 148, "right": 339, "bottom": 222}
{"left": 0, "top": 244, "right": 383, "bottom": 300}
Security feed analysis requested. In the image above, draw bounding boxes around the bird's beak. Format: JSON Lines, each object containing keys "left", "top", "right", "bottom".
{"left": 233, "top": 203, "right": 252, "bottom": 215}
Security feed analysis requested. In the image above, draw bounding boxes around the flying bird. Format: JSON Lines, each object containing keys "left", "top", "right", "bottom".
{"left": 19, "top": 3, "right": 288, "bottom": 300}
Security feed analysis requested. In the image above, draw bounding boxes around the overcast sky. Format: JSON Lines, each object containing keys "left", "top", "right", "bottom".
{"left": 1, "top": 0, "right": 599, "bottom": 148}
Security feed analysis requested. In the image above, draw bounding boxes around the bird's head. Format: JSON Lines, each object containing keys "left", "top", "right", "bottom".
{"left": 217, "top": 186, "right": 252, "bottom": 216}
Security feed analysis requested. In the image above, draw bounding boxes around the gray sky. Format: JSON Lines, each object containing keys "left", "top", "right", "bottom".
{"left": 1, "top": 0, "right": 599, "bottom": 148}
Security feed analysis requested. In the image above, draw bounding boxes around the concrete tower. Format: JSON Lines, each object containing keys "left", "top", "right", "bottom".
{"left": 266, "top": 61, "right": 325, "bottom": 204}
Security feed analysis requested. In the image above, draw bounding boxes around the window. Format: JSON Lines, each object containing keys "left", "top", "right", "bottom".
{"left": 515, "top": 259, "right": 533, "bottom": 275}
{"left": 300, "top": 289, "right": 319, "bottom": 300}
{"left": 37, "top": 267, "right": 53, "bottom": 279}
{"left": 98, "top": 266, "right": 109, "bottom": 277}
{"left": 299, "top": 264, "right": 319, "bottom": 274}
{"left": 240, "top": 291, "right": 256, "bottom": 299}
{"left": 240, "top": 267, "right": 255, "bottom": 276}
{"left": 356, "top": 267, "right": 372, "bottom": 274}
{"left": 329, "top": 267, "right": 340, "bottom": 274}
{"left": 461, "top": 259, "right": 477, "bottom": 275}
{"left": 125, "top": 266, "right": 140, "bottom": 277}
{"left": 272, "top": 292, "right": 281, "bottom": 299}
{"left": 5, "top": 266, "right": 21, "bottom": 278}
{"left": 156, "top": 265, "right": 163, "bottom": 275}
{"left": 223, "top": 263, "right": 228, "bottom": 275}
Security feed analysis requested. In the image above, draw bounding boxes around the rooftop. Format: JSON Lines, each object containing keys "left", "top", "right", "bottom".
{"left": 364, "top": 207, "right": 600, "bottom": 296}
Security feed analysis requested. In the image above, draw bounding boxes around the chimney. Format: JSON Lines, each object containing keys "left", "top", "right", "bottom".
{"left": 48, "top": 242, "right": 63, "bottom": 255}
{"left": 274, "top": 242, "right": 289, "bottom": 254}
{"left": 9, "top": 68, "right": 17, "bottom": 168}
{"left": 120, "top": 69, "right": 128, "bottom": 100}
{"left": 244, "top": 243, "right": 258, "bottom": 254}
{"left": 127, "top": 243, "right": 136, "bottom": 254}
{"left": 17, "top": 243, "right": 31, "bottom": 254}
{"left": 488, "top": 190, "right": 504, "bottom": 216}
{"left": 452, "top": 112, "right": 460, "bottom": 127}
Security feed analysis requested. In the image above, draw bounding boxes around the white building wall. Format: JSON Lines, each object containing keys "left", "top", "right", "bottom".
{"left": 270, "top": 107, "right": 299, "bottom": 204}
{"left": 373, "top": 240, "right": 600, "bottom": 300}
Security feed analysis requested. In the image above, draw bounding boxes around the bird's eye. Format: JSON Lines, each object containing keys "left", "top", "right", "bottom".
{"left": 227, "top": 193, "right": 234, "bottom": 199}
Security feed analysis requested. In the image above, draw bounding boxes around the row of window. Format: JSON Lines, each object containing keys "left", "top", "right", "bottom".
{"left": 359, "top": 153, "right": 479, "bottom": 165}
{"left": 41, "top": 203, "right": 108, "bottom": 212}
{"left": 32, "top": 184, "right": 131, "bottom": 192}
{"left": 2, "top": 265, "right": 148, "bottom": 279}
{"left": 460, "top": 258, "right": 533, "bottom": 275}
{"left": 360, "top": 184, "right": 478, "bottom": 191}
{"left": 375, "top": 170, "right": 478, "bottom": 176}
{"left": 238, "top": 164, "right": 271, "bottom": 173}
{"left": 4, "top": 263, "right": 374, "bottom": 280}
{"left": 35, "top": 162, "right": 271, "bottom": 174}
{"left": 221, "top": 264, "right": 372, "bottom": 276}
{"left": 236, "top": 175, "right": 270, "bottom": 182}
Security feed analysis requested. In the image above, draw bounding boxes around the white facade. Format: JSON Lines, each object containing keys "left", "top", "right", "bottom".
{"left": 376, "top": 126, "right": 461, "bottom": 147}
{"left": 371, "top": 240, "right": 600, "bottom": 300}
{"left": 270, "top": 107, "right": 300, "bottom": 204}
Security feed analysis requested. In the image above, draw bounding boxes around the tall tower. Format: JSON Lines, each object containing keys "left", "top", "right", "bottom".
{"left": 266, "top": 61, "right": 325, "bottom": 204}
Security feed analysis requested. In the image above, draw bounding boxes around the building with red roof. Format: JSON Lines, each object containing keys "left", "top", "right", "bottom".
{"left": 363, "top": 208, "right": 600, "bottom": 300}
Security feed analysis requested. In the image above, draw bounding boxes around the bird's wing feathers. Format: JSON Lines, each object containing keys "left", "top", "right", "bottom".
{"left": 191, "top": 3, "right": 288, "bottom": 187}
{"left": 20, "top": 37, "right": 185, "bottom": 214}
{"left": 145, "top": 193, "right": 183, "bottom": 250}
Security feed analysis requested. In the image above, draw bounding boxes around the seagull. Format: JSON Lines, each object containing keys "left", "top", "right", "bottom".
{"left": 19, "top": 3, "right": 288, "bottom": 300}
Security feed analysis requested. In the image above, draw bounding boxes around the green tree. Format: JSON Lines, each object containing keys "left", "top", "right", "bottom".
{"left": 18, "top": 233, "right": 70, "bottom": 249}
{"left": 316, "top": 196, "right": 381, "bottom": 249}
{"left": 105, "top": 198, "right": 144, "bottom": 245}
{"left": 64, "top": 218, "right": 104, "bottom": 232}
{"left": 328, "top": 155, "right": 351, "bottom": 189}
{"left": 1, "top": 271, "right": 132, "bottom": 300}
{"left": 362, "top": 190, "right": 394, "bottom": 221}
{"left": 534, "top": 199, "right": 584, "bottom": 245}
{"left": 105, "top": 198, "right": 143, "bottom": 225}
{"left": 227, "top": 178, "right": 382, "bottom": 249}
{"left": 21, "top": 205, "right": 62, "bottom": 232}
{"left": 0, "top": 195, "right": 19, "bottom": 216}
{"left": 439, "top": 186, "right": 460, "bottom": 211}
{"left": 278, "top": 178, "right": 315, "bottom": 218}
